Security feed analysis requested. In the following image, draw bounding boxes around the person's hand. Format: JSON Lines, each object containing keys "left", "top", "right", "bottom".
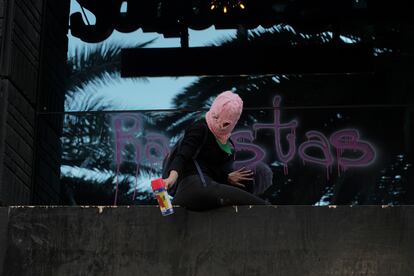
{"left": 227, "top": 167, "right": 254, "bottom": 188}
{"left": 163, "top": 170, "right": 178, "bottom": 190}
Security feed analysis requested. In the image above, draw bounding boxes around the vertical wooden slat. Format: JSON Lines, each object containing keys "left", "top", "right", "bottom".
{"left": 32, "top": 0, "right": 70, "bottom": 204}
{"left": 0, "top": 0, "right": 70, "bottom": 205}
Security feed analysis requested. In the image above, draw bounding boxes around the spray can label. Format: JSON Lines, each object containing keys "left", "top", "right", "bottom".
{"left": 154, "top": 189, "right": 174, "bottom": 216}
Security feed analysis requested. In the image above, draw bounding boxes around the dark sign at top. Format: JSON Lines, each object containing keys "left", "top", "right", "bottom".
{"left": 70, "top": 0, "right": 375, "bottom": 43}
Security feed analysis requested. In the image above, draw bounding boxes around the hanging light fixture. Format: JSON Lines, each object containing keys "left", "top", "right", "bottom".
{"left": 210, "top": 0, "right": 246, "bottom": 13}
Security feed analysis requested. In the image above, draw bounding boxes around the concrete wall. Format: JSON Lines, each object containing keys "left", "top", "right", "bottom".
{"left": 0, "top": 207, "right": 8, "bottom": 276}
{"left": 0, "top": 206, "right": 413, "bottom": 276}
{"left": 0, "top": 0, "right": 70, "bottom": 205}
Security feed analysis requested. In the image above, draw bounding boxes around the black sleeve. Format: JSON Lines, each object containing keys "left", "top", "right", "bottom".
{"left": 168, "top": 121, "right": 205, "bottom": 176}
{"left": 220, "top": 148, "right": 235, "bottom": 184}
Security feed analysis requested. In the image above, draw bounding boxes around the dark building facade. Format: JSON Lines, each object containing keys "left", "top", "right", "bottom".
{"left": 0, "top": 0, "right": 70, "bottom": 205}
{"left": 0, "top": 1, "right": 413, "bottom": 206}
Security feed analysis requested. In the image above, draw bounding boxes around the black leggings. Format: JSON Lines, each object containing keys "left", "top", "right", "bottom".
{"left": 172, "top": 174, "right": 269, "bottom": 211}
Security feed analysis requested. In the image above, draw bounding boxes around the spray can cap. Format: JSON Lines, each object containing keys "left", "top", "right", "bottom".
{"left": 151, "top": 178, "right": 166, "bottom": 191}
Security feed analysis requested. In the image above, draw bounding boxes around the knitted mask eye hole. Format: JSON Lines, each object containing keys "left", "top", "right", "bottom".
{"left": 223, "top": 122, "right": 230, "bottom": 128}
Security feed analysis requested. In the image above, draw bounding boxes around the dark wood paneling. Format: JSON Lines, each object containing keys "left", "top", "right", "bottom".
{"left": 0, "top": 1, "right": 5, "bottom": 17}
{"left": 0, "top": 0, "right": 40, "bottom": 205}
{"left": 1, "top": 166, "right": 30, "bottom": 204}
{"left": 9, "top": 41, "right": 38, "bottom": 103}
{"left": 0, "top": 19, "right": 3, "bottom": 47}
{"left": 5, "top": 124, "right": 33, "bottom": 166}
{"left": 4, "top": 144, "right": 32, "bottom": 183}
{"left": 0, "top": 0, "right": 41, "bottom": 105}
{"left": 0, "top": 207, "right": 9, "bottom": 275}
{"left": 7, "top": 98, "right": 35, "bottom": 134}
{"left": 0, "top": 0, "right": 13, "bottom": 75}
{"left": 30, "top": 0, "right": 69, "bottom": 205}
{"left": 6, "top": 103, "right": 34, "bottom": 144}
{"left": 33, "top": 173, "right": 60, "bottom": 205}
{"left": 1, "top": 0, "right": 69, "bottom": 205}
{"left": 0, "top": 80, "right": 9, "bottom": 205}
{"left": 0, "top": 79, "right": 34, "bottom": 205}
{"left": 13, "top": 1, "right": 41, "bottom": 65}
{"left": 3, "top": 151, "right": 31, "bottom": 188}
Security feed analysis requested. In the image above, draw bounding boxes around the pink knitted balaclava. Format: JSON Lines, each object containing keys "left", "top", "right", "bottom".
{"left": 205, "top": 91, "right": 243, "bottom": 144}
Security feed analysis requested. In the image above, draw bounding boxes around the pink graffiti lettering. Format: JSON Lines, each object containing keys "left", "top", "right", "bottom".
{"left": 111, "top": 114, "right": 170, "bottom": 205}
{"left": 253, "top": 96, "right": 298, "bottom": 175}
{"left": 298, "top": 131, "right": 334, "bottom": 180}
{"left": 144, "top": 133, "right": 170, "bottom": 164}
{"left": 112, "top": 114, "right": 143, "bottom": 205}
{"left": 231, "top": 130, "right": 266, "bottom": 171}
{"left": 113, "top": 114, "right": 143, "bottom": 164}
{"left": 110, "top": 96, "right": 377, "bottom": 205}
{"left": 330, "top": 129, "right": 376, "bottom": 175}
{"left": 112, "top": 114, "right": 169, "bottom": 165}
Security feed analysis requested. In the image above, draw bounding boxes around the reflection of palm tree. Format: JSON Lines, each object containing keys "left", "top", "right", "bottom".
{"left": 62, "top": 41, "right": 157, "bottom": 205}
{"left": 155, "top": 26, "right": 408, "bottom": 205}
{"left": 61, "top": 175, "right": 156, "bottom": 205}
{"left": 61, "top": 25, "right": 411, "bottom": 206}
{"left": 65, "top": 40, "right": 155, "bottom": 95}
{"left": 157, "top": 22, "right": 402, "bottom": 133}
{"left": 155, "top": 27, "right": 338, "bottom": 136}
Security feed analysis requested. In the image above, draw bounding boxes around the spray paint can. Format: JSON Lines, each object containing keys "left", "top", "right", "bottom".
{"left": 151, "top": 178, "right": 174, "bottom": 216}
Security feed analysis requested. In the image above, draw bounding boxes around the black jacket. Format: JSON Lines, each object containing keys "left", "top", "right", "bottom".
{"left": 169, "top": 118, "right": 235, "bottom": 184}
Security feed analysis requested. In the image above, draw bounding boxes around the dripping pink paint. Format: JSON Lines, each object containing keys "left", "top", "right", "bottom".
{"left": 110, "top": 96, "right": 377, "bottom": 205}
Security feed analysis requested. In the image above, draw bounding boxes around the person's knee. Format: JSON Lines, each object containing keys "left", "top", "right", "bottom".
{"left": 251, "top": 161, "right": 273, "bottom": 195}
{"left": 172, "top": 183, "right": 222, "bottom": 211}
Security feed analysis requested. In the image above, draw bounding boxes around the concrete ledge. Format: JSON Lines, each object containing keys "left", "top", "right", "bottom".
{"left": 1, "top": 206, "right": 413, "bottom": 276}
{"left": 0, "top": 207, "right": 8, "bottom": 276}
